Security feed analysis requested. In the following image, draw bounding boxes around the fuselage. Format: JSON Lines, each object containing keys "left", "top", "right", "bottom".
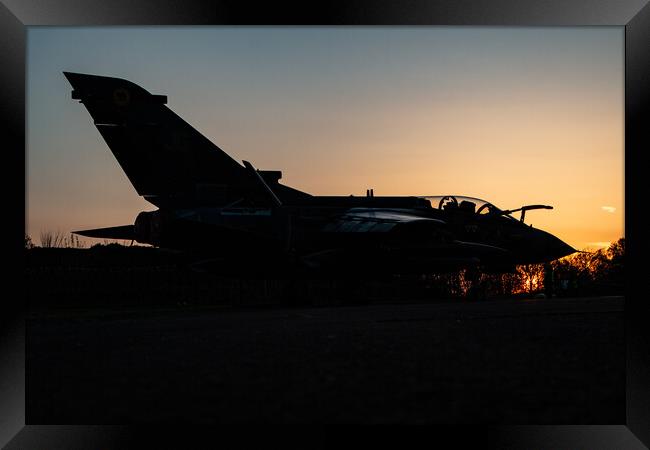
{"left": 63, "top": 72, "right": 576, "bottom": 275}
{"left": 132, "top": 194, "right": 575, "bottom": 274}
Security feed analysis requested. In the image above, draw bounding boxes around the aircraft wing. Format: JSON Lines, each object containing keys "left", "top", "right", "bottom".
{"left": 306, "top": 208, "right": 508, "bottom": 271}
{"left": 321, "top": 208, "right": 446, "bottom": 233}
{"left": 322, "top": 208, "right": 507, "bottom": 254}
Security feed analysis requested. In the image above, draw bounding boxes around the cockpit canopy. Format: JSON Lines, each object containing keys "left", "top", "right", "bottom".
{"left": 419, "top": 195, "right": 503, "bottom": 215}
{"left": 418, "top": 195, "right": 553, "bottom": 224}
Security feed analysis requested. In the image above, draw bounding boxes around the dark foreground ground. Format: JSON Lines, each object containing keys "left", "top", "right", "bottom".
{"left": 27, "top": 296, "right": 624, "bottom": 423}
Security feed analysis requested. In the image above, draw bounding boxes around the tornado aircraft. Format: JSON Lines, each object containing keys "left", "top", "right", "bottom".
{"left": 65, "top": 72, "right": 576, "bottom": 275}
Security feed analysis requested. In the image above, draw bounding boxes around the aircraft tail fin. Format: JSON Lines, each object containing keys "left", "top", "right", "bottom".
{"left": 64, "top": 72, "right": 248, "bottom": 204}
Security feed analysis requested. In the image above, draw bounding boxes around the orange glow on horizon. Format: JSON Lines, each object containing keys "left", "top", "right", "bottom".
{"left": 27, "top": 27, "right": 624, "bottom": 251}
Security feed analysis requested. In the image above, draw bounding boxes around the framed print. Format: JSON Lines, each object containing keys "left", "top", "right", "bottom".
{"left": 3, "top": 0, "right": 649, "bottom": 447}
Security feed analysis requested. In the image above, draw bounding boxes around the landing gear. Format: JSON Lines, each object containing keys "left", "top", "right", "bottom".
{"left": 464, "top": 265, "right": 486, "bottom": 301}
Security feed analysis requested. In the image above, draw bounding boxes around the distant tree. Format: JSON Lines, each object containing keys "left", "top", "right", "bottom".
{"left": 602, "top": 238, "right": 624, "bottom": 286}
{"left": 493, "top": 271, "right": 520, "bottom": 297}
{"left": 90, "top": 239, "right": 127, "bottom": 248}
{"left": 573, "top": 250, "right": 608, "bottom": 283}
{"left": 607, "top": 238, "right": 625, "bottom": 262}
{"left": 25, "top": 233, "right": 34, "bottom": 249}
{"left": 517, "top": 263, "right": 545, "bottom": 294}
{"left": 550, "top": 238, "right": 625, "bottom": 296}
{"left": 440, "top": 238, "right": 626, "bottom": 300}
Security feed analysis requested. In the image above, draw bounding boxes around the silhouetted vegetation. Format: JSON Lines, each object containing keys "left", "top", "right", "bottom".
{"left": 550, "top": 238, "right": 624, "bottom": 297}
{"left": 451, "top": 238, "right": 625, "bottom": 299}
{"left": 25, "top": 236, "right": 624, "bottom": 309}
{"left": 25, "top": 231, "right": 133, "bottom": 250}
{"left": 38, "top": 230, "right": 86, "bottom": 248}
{"left": 90, "top": 241, "right": 129, "bottom": 249}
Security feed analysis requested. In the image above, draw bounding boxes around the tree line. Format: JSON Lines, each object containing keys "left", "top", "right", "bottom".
{"left": 25, "top": 232, "right": 624, "bottom": 299}
{"left": 434, "top": 238, "right": 625, "bottom": 298}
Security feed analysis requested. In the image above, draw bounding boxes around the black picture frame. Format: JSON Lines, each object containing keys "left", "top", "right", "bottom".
{"left": 3, "top": 0, "right": 649, "bottom": 447}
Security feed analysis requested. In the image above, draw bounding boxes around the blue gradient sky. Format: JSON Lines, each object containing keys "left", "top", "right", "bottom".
{"left": 27, "top": 27, "right": 624, "bottom": 249}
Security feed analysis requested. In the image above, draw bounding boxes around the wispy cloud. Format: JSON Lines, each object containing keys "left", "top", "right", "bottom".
{"left": 587, "top": 241, "right": 611, "bottom": 249}
{"left": 601, "top": 206, "right": 616, "bottom": 213}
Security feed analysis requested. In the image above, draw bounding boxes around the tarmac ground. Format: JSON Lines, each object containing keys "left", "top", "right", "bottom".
{"left": 26, "top": 296, "right": 624, "bottom": 423}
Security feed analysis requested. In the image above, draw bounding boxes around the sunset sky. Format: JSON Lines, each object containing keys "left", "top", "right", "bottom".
{"left": 27, "top": 27, "right": 624, "bottom": 250}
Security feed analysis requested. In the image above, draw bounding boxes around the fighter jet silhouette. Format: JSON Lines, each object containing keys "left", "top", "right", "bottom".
{"left": 65, "top": 72, "right": 576, "bottom": 275}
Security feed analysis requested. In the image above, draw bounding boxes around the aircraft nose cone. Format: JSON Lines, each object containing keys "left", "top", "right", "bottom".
{"left": 548, "top": 235, "right": 577, "bottom": 260}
